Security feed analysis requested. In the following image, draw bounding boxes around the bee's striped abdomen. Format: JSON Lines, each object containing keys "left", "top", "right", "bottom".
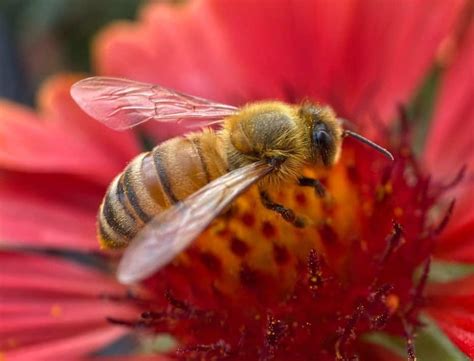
{"left": 98, "top": 130, "right": 228, "bottom": 249}
{"left": 98, "top": 152, "right": 163, "bottom": 249}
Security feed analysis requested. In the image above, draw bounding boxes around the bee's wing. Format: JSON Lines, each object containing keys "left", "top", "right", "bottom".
{"left": 70, "top": 77, "right": 238, "bottom": 130}
{"left": 117, "top": 161, "right": 274, "bottom": 284}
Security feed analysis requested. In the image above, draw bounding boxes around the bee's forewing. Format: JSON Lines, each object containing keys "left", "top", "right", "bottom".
{"left": 117, "top": 161, "right": 273, "bottom": 284}
{"left": 70, "top": 77, "right": 238, "bottom": 130}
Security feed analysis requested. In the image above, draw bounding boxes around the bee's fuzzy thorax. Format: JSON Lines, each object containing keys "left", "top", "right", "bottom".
{"left": 222, "top": 102, "right": 310, "bottom": 188}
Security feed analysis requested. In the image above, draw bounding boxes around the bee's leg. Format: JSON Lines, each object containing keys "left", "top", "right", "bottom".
{"left": 297, "top": 177, "right": 326, "bottom": 198}
{"left": 259, "top": 190, "right": 306, "bottom": 228}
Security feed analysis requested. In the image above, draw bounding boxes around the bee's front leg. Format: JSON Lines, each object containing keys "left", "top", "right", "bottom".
{"left": 259, "top": 190, "right": 306, "bottom": 228}
{"left": 297, "top": 177, "right": 326, "bottom": 198}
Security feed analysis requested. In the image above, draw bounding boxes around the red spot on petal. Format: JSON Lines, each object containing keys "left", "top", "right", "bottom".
{"left": 240, "top": 264, "right": 259, "bottom": 288}
{"left": 241, "top": 212, "right": 256, "bottom": 227}
{"left": 319, "top": 222, "right": 338, "bottom": 243}
{"left": 273, "top": 244, "right": 290, "bottom": 266}
{"left": 200, "top": 252, "right": 222, "bottom": 274}
{"left": 262, "top": 221, "right": 277, "bottom": 239}
{"left": 230, "top": 237, "right": 250, "bottom": 257}
{"left": 295, "top": 192, "right": 307, "bottom": 206}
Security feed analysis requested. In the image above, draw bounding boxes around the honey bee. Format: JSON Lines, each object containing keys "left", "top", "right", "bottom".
{"left": 71, "top": 77, "right": 393, "bottom": 284}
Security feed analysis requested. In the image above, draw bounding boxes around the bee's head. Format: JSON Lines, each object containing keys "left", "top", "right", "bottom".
{"left": 299, "top": 102, "right": 394, "bottom": 167}
{"left": 299, "top": 103, "right": 343, "bottom": 167}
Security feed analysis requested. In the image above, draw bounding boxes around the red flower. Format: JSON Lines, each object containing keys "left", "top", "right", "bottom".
{"left": 1, "top": 0, "right": 473, "bottom": 360}
{"left": 0, "top": 251, "right": 138, "bottom": 360}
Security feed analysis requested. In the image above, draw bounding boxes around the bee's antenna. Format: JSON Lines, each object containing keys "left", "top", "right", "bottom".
{"left": 343, "top": 130, "right": 394, "bottom": 161}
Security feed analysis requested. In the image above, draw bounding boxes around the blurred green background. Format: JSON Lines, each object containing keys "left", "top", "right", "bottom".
{"left": 0, "top": 0, "right": 144, "bottom": 105}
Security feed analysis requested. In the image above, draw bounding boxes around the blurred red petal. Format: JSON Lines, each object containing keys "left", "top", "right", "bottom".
{"left": 0, "top": 171, "right": 100, "bottom": 250}
{"left": 4, "top": 327, "right": 127, "bottom": 361}
{"left": 427, "top": 276, "right": 474, "bottom": 357}
{"left": 435, "top": 218, "right": 474, "bottom": 262}
{"left": 425, "top": 20, "right": 474, "bottom": 260}
{"left": 88, "top": 357, "right": 169, "bottom": 361}
{"left": 436, "top": 324, "right": 474, "bottom": 359}
{"left": 429, "top": 310, "right": 474, "bottom": 335}
{"left": 95, "top": 0, "right": 464, "bottom": 131}
{"left": 428, "top": 276, "right": 474, "bottom": 310}
{"left": 0, "top": 252, "right": 136, "bottom": 359}
{"left": 425, "top": 21, "right": 474, "bottom": 183}
{"left": 427, "top": 310, "right": 474, "bottom": 358}
{"left": 0, "top": 254, "right": 125, "bottom": 297}
{"left": 0, "top": 75, "right": 140, "bottom": 184}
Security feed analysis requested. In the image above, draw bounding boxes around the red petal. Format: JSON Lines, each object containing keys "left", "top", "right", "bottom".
{"left": 428, "top": 310, "right": 474, "bottom": 358}
{"left": 0, "top": 252, "right": 130, "bottom": 301}
{"left": 3, "top": 327, "right": 127, "bottom": 361}
{"left": 0, "top": 75, "right": 140, "bottom": 184}
{"left": 88, "top": 356, "right": 169, "bottom": 361}
{"left": 95, "top": 0, "right": 465, "bottom": 132}
{"left": 424, "top": 20, "right": 474, "bottom": 242}
{"left": 0, "top": 252, "right": 137, "bottom": 359}
{"left": 427, "top": 276, "right": 474, "bottom": 357}
{"left": 0, "top": 171, "right": 100, "bottom": 250}
{"left": 435, "top": 218, "right": 474, "bottom": 262}
{"left": 425, "top": 21, "right": 474, "bottom": 182}
{"left": 429, "top": 310, "right": 474, "bottom": 334}
{"left": 428, "top": 276, "right": 474, "bottom": 311}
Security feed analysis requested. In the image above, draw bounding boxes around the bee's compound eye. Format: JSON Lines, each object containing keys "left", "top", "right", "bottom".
{"left": 315, "top": 130, "right": 331, "bottom": 146}
{"left": 312, "top": 123, "right": 333, "bottom": 166}
{"left": 312, "top": 123, "right": 332, "bottom": 147}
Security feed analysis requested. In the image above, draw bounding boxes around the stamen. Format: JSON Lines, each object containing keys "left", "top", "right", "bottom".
{"left": 406, "top": 257, "right": 431, "bottom": 318}
{"left": 177, "top": 340, "right": 231, "bottom": 358}
{"left": 106, "top": 316, "right": 151, "bottom": 328}
{"left": 367, "top": 284, "right": 394, "bottom": 330}
{"left": 164, "top": 290, "right": 216, "bottom": 322}
{"left": 307, "top": 249, "right": 324, "bottom": 295}
{"left": 335, "top": 303, "right": 365, "bottom": 360}
{"left": 378, "top": 222, "right": 404, "bottom": 266}
{"left": 165, "top": 290, "right": 189, "bottom": 311}
{"left": 262, "top": 314, "right": 288, "bottom": 360}
{"left": 368, "top": 283, "right": 393, "bottom": 302}
{"left": 433, "top": 200, "right": 455, "bottom": 235}
{"left": 400, "top": 316, "right": 417, "bottom": 361}
{"left": 397, "top": 105, "right": 412, "bottom": 148}
{"left": 141, "top": 310, "right": 165, "bottom": 320}
{"left": 370, "top": 225, "right": 401, "bottom": 292}
{"left": 98, "top": 290, "right": 150, "bottom": 307}
{"left": 371, "top": 311, "right": 390, "bottom": 330}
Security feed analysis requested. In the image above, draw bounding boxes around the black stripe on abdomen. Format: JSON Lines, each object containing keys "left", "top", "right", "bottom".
{"left": 122, "top": 167, "right": 152, "bottom": 223}
{"left": 152, "top": 150, "right": 179, "bottom": 204}
{"left": 102, "top": 188, "right": 135, "bottom": 239}
{"left": 98, "top": 221, "right": 122, "bottom": 249}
